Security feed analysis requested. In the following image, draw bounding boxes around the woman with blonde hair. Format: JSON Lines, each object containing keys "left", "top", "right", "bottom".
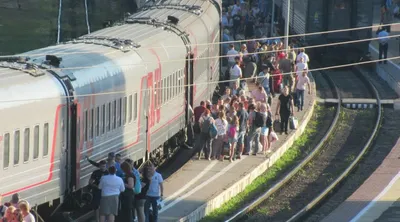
{"left": 260, "top": 103, "right": 273, "bottom": 154}
{"left": 2, "top": 206, "right": 15, "bottom": 222}
{"left": 17, "top": 201, "right": 35, "bottom": 222}
{"left": 11, "top": 209, "right": 23, "bottom": 222}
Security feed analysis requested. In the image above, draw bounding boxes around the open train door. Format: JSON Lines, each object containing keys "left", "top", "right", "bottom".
{"left": 185, "top": 53, "right": 194, "bottom": 124}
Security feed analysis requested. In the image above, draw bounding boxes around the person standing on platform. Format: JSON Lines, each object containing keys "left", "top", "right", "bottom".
{"left": 227, "top": 44, "right": 239, "bottom": 68}
{"left": 193, "top": 101, "right": 206, "bottom": 134}
{"left": 98, "top": 166, "right": 125, "bottom": 222}
{"left": 230, "top": 56, "right": 242, "bottom": 88}
{"left": 377, "top": 27, "right": 389, "bottom": 64}
{"left": 196, "top": 109, "right": 215, "bottom": 160}
{"left": 144, "top": 162, "right": 164, "bottom": 222}
{"left": 295, "top": 69, "right": 311, "bottom": 112}
{"left": 275, "top": 86, "right": 294, "bottom": 135}
{"left": 88, "top": 160, "right": 109, "bottom": 222}
{"left": 236, "top": 102, "right": 248, "bottom": 158}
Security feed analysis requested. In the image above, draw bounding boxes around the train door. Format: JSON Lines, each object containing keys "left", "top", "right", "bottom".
{"left": 185, "top": 54, "right": 194, "bottom": 123}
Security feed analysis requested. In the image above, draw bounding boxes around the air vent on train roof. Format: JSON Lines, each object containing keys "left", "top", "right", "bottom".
{"left": 167, "top": 16, "right": 179, "bottom": 25}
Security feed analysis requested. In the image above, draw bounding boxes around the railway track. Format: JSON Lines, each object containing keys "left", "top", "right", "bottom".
{"left": 225, "top": 68, "right": 382, "bottom": 222}
{"left": 299, "top": 67, "right": 400, "bottom": 222}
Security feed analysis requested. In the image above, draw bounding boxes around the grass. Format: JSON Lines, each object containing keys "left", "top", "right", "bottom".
{"left": 201, "top": 105, "right": 330, "bottom": 222}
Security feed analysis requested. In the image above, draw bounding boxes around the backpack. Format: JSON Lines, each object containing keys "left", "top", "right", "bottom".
{"left": 228, "top": 125, "right": 237, "bottom": 138}
{"left": 209, "top": 123, "right": 218, "bottom": 139}
{"left": 133, "top": 169, "right": 142, "bottom": 194}
{"left": 254, "top": 111, "right": 266, "bottom": 128}
{"left": 201, "top": 117, "right": 211, "bottom": 134}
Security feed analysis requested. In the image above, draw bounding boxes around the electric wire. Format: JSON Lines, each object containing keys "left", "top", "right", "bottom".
{"left": 0, "top": 55, "right": 398, "bottom": 104}
{"left": 0, "top": 21, "right": 397, "bottom": 58}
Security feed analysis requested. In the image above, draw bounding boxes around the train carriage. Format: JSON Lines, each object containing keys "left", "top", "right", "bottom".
{"left": 0, "top": 0, "right": 221, "bottom": 217}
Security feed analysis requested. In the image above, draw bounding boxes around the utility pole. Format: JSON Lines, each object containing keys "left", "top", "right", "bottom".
{"left": 270, "top": 0, "right": 275, "bottom": 37}
{"left": 284, "top": 0, "right": 290, "bottom": 49}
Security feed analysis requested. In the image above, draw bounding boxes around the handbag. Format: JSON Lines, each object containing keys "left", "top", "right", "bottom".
{"left": 289, "top": 116, "right": 298, "bottom": 130}
{"left": 133, "top": 171, "right": 142, "bottom": 194}
{"left": 273, "top": 119, "right": 281, "bottom": 132}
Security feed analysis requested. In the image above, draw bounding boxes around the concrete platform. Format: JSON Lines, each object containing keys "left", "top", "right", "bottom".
{"left": 158, "top": 76, "right": 317, "bottom": 222}
{"left": 369, "top": 4, "right": 400, "bottom": 97}
{"left": 322, "top": 138, "right": 400, "bottom": 222}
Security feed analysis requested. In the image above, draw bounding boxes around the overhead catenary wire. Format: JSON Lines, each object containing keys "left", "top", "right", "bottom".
{"left": 0, "top": 21, "right": 398, "bottom": 58}
{"left": 0, "top": 55, "right": 398, "bottom": 104}
{"left": 0, "top": 32, "right": 397, "bottom": 74}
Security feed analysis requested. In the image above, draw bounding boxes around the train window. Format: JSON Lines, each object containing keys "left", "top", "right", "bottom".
{"left": 90, "top": 109, "right": 94, "bottom": 139}
{"left": 128, "top": 95, "right": 132, "bottom": 122}
{"left": 118, "top": 98, "right": 122, "bottom": 127}
{"left": 158, "top": 80, "right": 161, "bottom": 108}
{"left": 96, "top": 107, "right": 100, "bottom": 137}
{"left": 123, "top": 97, "right": 127, "bottom": 125}
{"left": 24, "top": 128, "right": 30, "bottom": 163}
{"left": 14, "top": 130, "right": 20, "bottom": 165}
{"left": 134, "top": 93, "right": 138, "bottom": 121}
{"left": 102, "top": 104, "right": 106, "bottom": 135}
{"left": 34, "top": 125, "right": 39, "bottom": 160}
{"left": 162, "top": 78, "right": 165, "bottom": 104}
{"left": 3, "top": 133, "right": 10, "bottom": 168}
{"left": 84, "top": 110, "right": 88, "bottom": 141}
{"left": 113, "top": 100, "right": 117, "bottom": 129}
{"left": 43, "top": 123, "right": 49, "bottom": 157}
{"left": 167, "top": 75, "right": 171, "bottom": 101}
{"left": 107, "top": 102, "right": 111, "bottom": 132}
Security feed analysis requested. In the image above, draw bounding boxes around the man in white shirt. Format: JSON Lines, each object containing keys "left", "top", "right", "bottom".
{"left": 230, "top": 56, "right": 242, "bottom": 88}
{"left": 98, "top": 166, "right": 125, "bottom": 222}
{"left": 295, "top": 69, "right": 311, "bottom": 112}
{"left": 296, "top": 48, "right": 310, "bottom": 64}
{"left": 295, "top": 57, "right": 308, "bottom": 76}
{"left": 226, "top": 44, "right": 238, "bottom": 67}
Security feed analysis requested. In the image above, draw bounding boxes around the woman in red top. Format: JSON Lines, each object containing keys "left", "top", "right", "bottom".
{"left": 272, "top": 64, "right": 283, "bottom": 93}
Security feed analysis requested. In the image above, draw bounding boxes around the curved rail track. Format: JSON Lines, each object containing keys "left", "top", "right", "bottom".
{"left": 225, "top": 68, "right": 382, "bottom": 222}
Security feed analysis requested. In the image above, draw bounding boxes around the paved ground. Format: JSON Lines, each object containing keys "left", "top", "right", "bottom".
{"left": 158, "top": 80, "right": 315, "bottom": 221}
{"left": 322, "top": 138, "right": 400, "bottom": 222}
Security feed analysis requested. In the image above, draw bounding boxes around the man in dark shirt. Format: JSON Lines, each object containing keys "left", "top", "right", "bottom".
{"left": 279, "top": 54, "right": 294, "bottom": 93}
{"left": 89, "top": 160, "right": 109, "bottom": 222}
{"left": 236, "top": 102, "right": 249, "bottom": 158}
{"left": 193, "top": 101, "right": 206, "bottom": 134}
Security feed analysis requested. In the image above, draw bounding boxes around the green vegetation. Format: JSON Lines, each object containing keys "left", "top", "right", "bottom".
{"left": 0, "top": 0, "right": 135, "bottom": 55}
{"left": 201, "top": 105, "right": 330, "bottom": 222}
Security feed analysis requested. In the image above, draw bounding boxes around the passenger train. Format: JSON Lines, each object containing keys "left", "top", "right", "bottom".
{"left": 0, "top": 0, "right": 221, "bottom": 215}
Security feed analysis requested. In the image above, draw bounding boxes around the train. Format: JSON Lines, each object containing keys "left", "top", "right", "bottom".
{"left": 0, "top": 0, "right": 221, "bottom": 217}
{"left": 274, "top": 0, "right": 374, "bottom": 64}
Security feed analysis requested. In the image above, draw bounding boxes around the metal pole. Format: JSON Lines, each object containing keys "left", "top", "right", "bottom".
{"left": 271, "top": 0, "right": 275, "bottom": 36}
{"left": 284, "top": 0, "right": 290, "bottom": 49}
{"left": 84, "top": 0, "right": 91, "bottom": 34}
{"left": 56, "top": 0, "right": 62, "bottom": 44}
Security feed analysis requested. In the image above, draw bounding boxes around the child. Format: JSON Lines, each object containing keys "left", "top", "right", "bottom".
{"left": 227, "top": 116, "right": 239, "bottom": 162}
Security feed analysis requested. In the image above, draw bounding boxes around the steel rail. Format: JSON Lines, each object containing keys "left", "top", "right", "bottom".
{"left": 286, "top": 67, "right": 383, "bottom": 222}
{"left": 225, "top": 72, "right": 341, "bottom": 222}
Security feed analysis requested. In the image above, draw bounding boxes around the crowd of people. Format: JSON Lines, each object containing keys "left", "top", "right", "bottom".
{"left": 86, "top": 152, "right": 164, "bottom": 222}
{"left": 0, "top": 194, "right": 36, "bottom": 222}
{"left": 190, "top": 0, "right": 312, "bottom": 162}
